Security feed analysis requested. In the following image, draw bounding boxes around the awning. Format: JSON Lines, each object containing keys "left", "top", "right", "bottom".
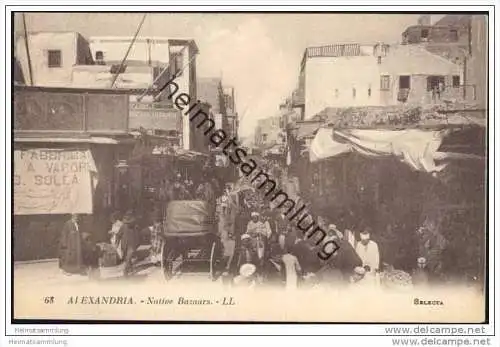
{"left": 14, "top": 148, "right": 98, "bottom": 215}
{"left": 309, "top": 127, "right": 449, "bottom": 173}
{"left": 152, "top": 145, "right": 208, "bottom": 160}
{"left": 294, "top": 121, "right": 323, "bottom": 140}
{"left": 14, "top": 137, "right": 119, "bottom": 144}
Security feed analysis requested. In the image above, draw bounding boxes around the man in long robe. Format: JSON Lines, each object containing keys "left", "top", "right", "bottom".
{"left": 119, "top": 211, "right": 140, "bottom": 276}
{"left": 355, "top": 229, "right": 380, "bottom": 274}
{"left": 59, "top": 214, "right": 84, "bottom": 275}
{"left": 417, "top": 218, "right": 447, "bottom": 282}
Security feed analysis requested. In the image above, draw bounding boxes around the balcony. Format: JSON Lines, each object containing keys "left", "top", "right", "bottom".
{"left": 14, "top": 86, "right": 130, "bottom": 135}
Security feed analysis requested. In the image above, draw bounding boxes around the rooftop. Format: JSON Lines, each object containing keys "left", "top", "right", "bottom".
{"left": 14, "top": 84, "right": 155, "bottom": 96}
{"left": 89, "top": 36, "right": 199, "bottom": 54}
{"left": 313, "top": 102, "right": 485, "bottom": 130}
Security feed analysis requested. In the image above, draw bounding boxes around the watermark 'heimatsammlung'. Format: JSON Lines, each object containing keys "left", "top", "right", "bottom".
{"left": 156, "top": 74, "right": 340, "bottom": 260}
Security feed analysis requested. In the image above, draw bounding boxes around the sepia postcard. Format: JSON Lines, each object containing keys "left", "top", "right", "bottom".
{"left": 9, "top": 11, "right": 490, "bottom": 324}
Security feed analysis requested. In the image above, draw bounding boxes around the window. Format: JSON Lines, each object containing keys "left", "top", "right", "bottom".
{"left": 352, "top": 88, "right": 356, "bottom": 98}
{"left": 452, "top": 75, "right": 460, "bottom": 87}
{"left": 95, "top": 51, "right": 104, "bottom": 60}
{"left": 450, "top": 30, "right": 459, "bottom": 42}
{"left": 110, "top": 64, "right": 126, "bottom": 74}
{"left": 421, "top": 29, "right": 429, "bottom": 39}
{"left": 380, "top": 75, "right": 390, "bottom": 90}
{"left": 427, "top": 76, "right": 446, "bottom": 91}
{"left": 399, "top": 75, "right": 411, "bottom": 89}
{"left": 377, "top": 56, "right": 382, "bottom": 64}
{"left": 47, "top": 50, "right": 61, "bottom": 68}
{"left": 368, "top": 85, "right": 372, "bottom": 97}
{"left": 335, "top": 89, "right": 339, "bottom": 98}
{"left": 171, "top": 52, "right": 184, "bottom": 77}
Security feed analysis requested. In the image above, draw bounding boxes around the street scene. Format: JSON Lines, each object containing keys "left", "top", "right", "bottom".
{"left": 12, "top": 13, "right": 487, "bottom": 320}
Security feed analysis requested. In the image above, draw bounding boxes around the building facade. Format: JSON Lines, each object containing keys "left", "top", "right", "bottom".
{"left": 467, "top": 15, "right": 488, "bottom": 108}
{"left": 16, "top": 32, "right": 200, "bottom": 150}
{"left": 15, "top": 31, "right": 94, "bottom": 87}
{"left": 83, "top": 36, "right": 199, "bottom": 150}
{"left": 197, "top": 77, "right": 227, "bottom": 132}
{"left": 402, "top": 15, "right": 470, "bottom": 47}
{"left": 295, "top": 43, "right": 464, "bottom": 120}
{"left": 223, "top": 86, "right": 238, "bottom": 139}
{"left": 254, "top": 116, "right": 284, "bottom": 148}
{"left": 13, "top": 86, "right": 135, "bottom": 261}
{"left": 401, "top": 14, "right": 487, "bottom": 106}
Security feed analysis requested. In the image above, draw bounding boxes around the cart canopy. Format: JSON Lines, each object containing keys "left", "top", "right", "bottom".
{"left": 165, "top": 200, "right": 211, "bottom": 234}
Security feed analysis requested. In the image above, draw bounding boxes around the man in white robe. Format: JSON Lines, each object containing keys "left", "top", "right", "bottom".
{"left": 355, "top": 230, "right": 380, "bottom": 275}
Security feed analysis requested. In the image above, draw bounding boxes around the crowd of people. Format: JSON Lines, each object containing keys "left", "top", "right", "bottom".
{"left": 57, "top": 164, "right": 223, "bottom": 278}
{"left": 223, "top": 202, "right": 439, "bottom": 291}
{"left": 57, "top": 155, "right": 448, "bottom": 291}
{"left": 217, "top": 157, "right": 448, "bottom": 292}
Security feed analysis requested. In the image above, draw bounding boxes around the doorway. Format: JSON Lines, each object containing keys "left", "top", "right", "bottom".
{"left": 399, "top": 75, "right": 411, "bottom": 89}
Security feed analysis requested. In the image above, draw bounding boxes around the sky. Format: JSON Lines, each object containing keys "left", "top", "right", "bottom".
{"left": 15, "top": 13, "right": 420, "bottom": 139}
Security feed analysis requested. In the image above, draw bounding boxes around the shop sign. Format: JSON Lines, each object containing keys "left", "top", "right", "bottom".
{"left": 14, "top": 149, "right": 98, "bottom": 215}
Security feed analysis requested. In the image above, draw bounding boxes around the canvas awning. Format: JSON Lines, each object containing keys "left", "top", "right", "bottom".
{"left": 294, "top": 121, "right": 323, "bottom": 140}
{"left": 309, "top": 127, "right": 450, "bottom": 173}
{"left": 152, "top": 145, "right": 208, "bottom": 160}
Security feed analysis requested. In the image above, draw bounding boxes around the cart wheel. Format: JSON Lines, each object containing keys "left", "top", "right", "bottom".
{"left": 209, "top": 241, "right": 218, "bottom": 281}
{"left": 161, "top": 241, "right": 173, "bottom": 281}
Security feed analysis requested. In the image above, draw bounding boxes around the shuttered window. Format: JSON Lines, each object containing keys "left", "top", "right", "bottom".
{"left": 380, "top": 75, "right": 390, "bottom": 90}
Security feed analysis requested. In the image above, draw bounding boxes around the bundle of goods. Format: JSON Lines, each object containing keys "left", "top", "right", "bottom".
{"left": 318, "top": 101, "right": 483, "bottom": 130}
{"left": 97, "top": 243, "right": 120, "bottom": 268}
{"left": 380, "top": 264, "right": 413, "bottom": 291}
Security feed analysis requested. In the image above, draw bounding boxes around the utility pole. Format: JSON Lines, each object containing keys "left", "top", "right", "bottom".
{"left": 110, "top": 14, "right": 147, "bottom": 88}
{"left": 464, "top": 15, "right": 473, "bottom": 100}
{"left": 22, "top": 13, "right": 34, "bottom": 86}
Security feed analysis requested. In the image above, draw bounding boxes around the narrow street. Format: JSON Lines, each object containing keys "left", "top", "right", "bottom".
{"left": 14, "top": 259, "right": 225, "bottom": 290}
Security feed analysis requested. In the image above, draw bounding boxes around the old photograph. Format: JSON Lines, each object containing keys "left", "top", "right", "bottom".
{"left": 11, "top": 12, "right": 488, "bottom": 323}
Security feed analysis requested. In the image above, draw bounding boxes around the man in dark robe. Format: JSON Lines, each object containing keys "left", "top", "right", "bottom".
{"left": 327, "top": 238, "right": 363, "bottom": 283}
{"left": 227, "top": 191, "right": 252, "bottom": 276}
{"left": 195, "top": 174, "right": 217, "bottom": 225}
{"left": 59, "top": 214, "right": 85, "bottom": 275}
{"left": 81, "top": 231, "right": 101, "bottom": 278}
{"left": 119, "top": 211, "right": 140, "bottom": 276}
{"left": 261, "top": 245, "right": 286, "bottom": 287}
{"left": 291, "top": 234, "right": 321, "bottom": 274}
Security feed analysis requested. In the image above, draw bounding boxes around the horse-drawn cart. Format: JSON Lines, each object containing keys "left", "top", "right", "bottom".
{"left": 160, "top": 200, "right": 224, "bottom": 280}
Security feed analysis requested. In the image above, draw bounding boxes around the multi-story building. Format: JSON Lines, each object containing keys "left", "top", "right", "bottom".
{"left": 254, "top": 116, "right": 285, "bottom": 148}
{"left": 402, "top": 14, "right": 470, "bottom": 47}
{"left": 279, "top": 99, "right": 301, "bottom": 127}
{"left": 401, "top": 14, "right": 487, "bottom": 106}
{"left": 13, "top": 85, "right": 135, "bottom": 261}
{"left": 467, "top": 15, "right": 488, "bottom": 108}
{"left": 197, "top": 77, "right": 227, "bottom": 130}
{"left": 223, "top": 86, "right": 238, "bottom": 138}
{"left": 294, "top": 42, "right": 464, "bottom": 120}
{"left": 15, "top": 32, "right": 200, "bottom": 151}
{"left": 81, "top": 36, "right": 199, "bottom": 151}
{"left": 15, "top": 31, "right": 94, "bottom": 86}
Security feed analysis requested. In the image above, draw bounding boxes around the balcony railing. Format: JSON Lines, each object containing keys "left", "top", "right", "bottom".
{"left": 14, "top": 87, "right": 130, "bottom": 133}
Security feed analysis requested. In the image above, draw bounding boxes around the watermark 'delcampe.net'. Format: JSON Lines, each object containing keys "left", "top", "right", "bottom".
{"left": 155, "top": 73, "right": 340, "bottom": 260}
